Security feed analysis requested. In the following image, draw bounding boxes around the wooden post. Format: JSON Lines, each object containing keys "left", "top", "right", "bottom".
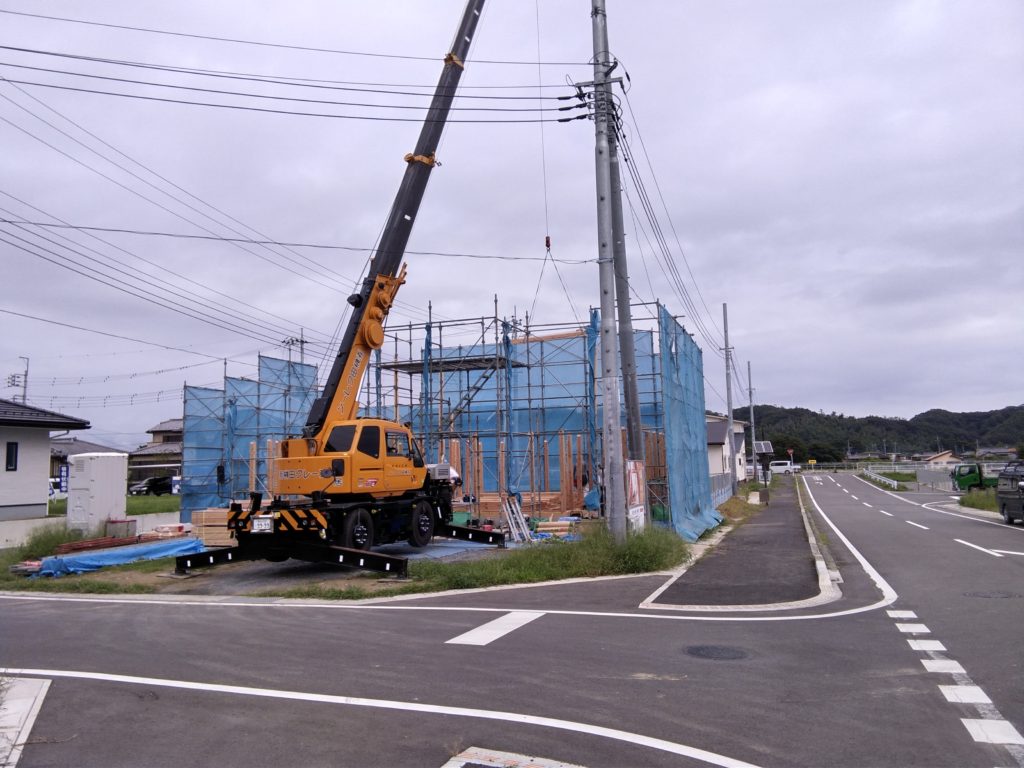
{"left": 249, "top": 441, "right": 257, "bottom": 494}
{"left": 575, "top": 434, "right": 583, "bottom": 509}
{"left": 265, "top": 439, "right": 276, "bottom": 496}
{"left": 543, "top": 439, "right": 550, "bottom": 493}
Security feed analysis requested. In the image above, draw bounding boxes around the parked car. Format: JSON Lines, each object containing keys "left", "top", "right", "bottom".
{"left": 129, "top": 476, "right": 173, "bottom": 496}
{"left": 769, "top": 460, "right": 801, "bottom": 475}
{"left": 47, "top": 477, "right": 67, "bottom": 501}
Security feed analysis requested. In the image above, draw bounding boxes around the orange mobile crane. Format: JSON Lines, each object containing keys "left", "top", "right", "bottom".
{"left": 177, "top": 0, "right": 502, "bottom": 578}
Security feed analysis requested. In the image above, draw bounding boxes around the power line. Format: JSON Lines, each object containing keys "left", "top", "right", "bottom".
{"left": 1, "top": 77, "right": 591, "bottom": 123}
{"left": 0, "top": 9, "right": 592, "bottom": 66}
{"left": 0, "top": 73, "right": 437, "bottom": 326}
{"left": 0, "top": 218, "right": 594, "bottom": 263}
{"left": 0, "top": 61, "right": 587, "bottom": 114}
{"left": 0, "top": 307, "right": 260, "bottom": 361}
{"left": 0, "top": 45, "right": 583, "bottom": 97}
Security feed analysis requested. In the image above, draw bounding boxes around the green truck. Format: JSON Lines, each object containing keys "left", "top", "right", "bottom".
{"left": 950, "top": 463, "right": 1000, "bottom": 492}
{"left": 996, "top": 461, "right": 1024, "bottom": 525}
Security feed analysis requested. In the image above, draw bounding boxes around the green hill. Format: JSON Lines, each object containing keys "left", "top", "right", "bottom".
{"left": 737, "top": 404, "right": 1024, "bottom": 462}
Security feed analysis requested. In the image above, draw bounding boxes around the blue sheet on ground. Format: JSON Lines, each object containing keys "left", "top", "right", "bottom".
{"left": 37, "top": 538, "right": 206, "bottom": 577}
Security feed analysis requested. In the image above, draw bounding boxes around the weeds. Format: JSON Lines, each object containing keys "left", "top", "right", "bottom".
{"left": 959, "top": 488, "right": 997, "bottom": 512}
{"left": 256, "top": 525, "right": 690, "bottom": 601}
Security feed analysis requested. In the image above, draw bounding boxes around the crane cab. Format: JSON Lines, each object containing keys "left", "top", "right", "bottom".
{"left": 276, "top": 418, "right": 427, "bottom": 499}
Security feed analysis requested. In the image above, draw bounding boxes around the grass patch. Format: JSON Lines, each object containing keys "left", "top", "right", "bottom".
{"left": 859, "top": 473, "right": 907, "bottom": 492}
{"left": 959, "top": 488, "right": 997, "bottom": 512}
{"left": 257, "top": 525, "right": 690, "bottom": 601}
{"left": 879, "top": 472, "right": 916, "bottom": 483}
{"left": 0, "top": 524, "right": 162, "bottom": 593}
{"left": 44, "top": 496, "right": 180, "bottom": 517}
{"left": 718, "top": 494, "right": 760, "bottom": 526}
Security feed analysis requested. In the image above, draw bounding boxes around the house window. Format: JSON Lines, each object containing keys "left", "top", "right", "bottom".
{"left": 5, "top": 442, "right": 18, "bottom": 471}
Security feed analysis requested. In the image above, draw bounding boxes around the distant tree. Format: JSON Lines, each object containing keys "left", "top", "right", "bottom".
{"left": 807, "top": 442, "right": 843, "bottom": 463}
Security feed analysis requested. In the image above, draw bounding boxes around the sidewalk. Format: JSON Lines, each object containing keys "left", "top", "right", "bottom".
{"left": 653, "top": 479, "right": 821, "bottom": 606}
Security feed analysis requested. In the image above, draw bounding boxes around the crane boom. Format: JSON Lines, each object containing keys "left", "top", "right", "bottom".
{"left": 305, "top": 0, "right": 485, "bottom": 437}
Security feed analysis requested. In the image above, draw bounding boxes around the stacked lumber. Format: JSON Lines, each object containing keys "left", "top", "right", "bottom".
{"left": 534, "top": 518, "right": 576, "bottom": 538}
{"left": 191, "top": 508, "right": 235, "bottom": 547}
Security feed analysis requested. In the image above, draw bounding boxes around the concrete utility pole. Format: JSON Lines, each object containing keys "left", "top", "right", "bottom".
{"left": 748, "top": 360, "right": 756, "bottom": 463}
{"left": 609, "top": 127, "right": 643, "bottom": 466}
{"left": 723, "top": 305, "right": 737, "bottom": 495}
{"left": 18, "top": 356, "right": 28, "bottom": 404}
{"left": 590, "top": 0, "right": 626, "bottom": 543}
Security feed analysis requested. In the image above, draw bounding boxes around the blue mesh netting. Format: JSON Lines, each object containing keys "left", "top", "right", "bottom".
{"left": 658, "top": 305, "right": 720, "bottom": 540}
{"left": 180, "top": 357, "right": 317, "bottom": 522}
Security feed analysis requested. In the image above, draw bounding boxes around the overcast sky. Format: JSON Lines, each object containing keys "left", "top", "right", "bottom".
{"left": 1, "top": 0, "right": 1022, "bottom": 450}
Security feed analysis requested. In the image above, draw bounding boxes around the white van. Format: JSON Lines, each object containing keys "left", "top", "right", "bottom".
{"left": 768, "top": 460, "right": 801, "bottom": 475}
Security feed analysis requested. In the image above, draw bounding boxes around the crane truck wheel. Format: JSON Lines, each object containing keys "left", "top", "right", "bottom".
{"left": 408, "top": 500, "right": 436, "bottom": 548}
{"left": 342, "top": 508, "right": 374, "bottom": 550}
{"left": 1002, "top": 505, "right": 1013, "bottom": 525}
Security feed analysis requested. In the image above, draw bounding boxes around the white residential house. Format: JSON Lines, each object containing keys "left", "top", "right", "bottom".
{"left": 1, "top": 398, "right": 90, "bottom": 521}
{"left": 706, "top": 415, "right": 748, "bottom": 481}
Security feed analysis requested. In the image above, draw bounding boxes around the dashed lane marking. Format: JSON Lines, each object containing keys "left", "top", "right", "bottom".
{"left": 850, "top": 495, "right": 859, "bottom": 500}
{"left": 940, "top": 686, "right": 991, "bottom": 705}
{"left": 954, "top": 539, "right": 1003, "bottom": 558}
{"left": 446, "top": 611, "right": 544, "bottom": 646}
{"left": 906, "top": 521, "right": 929, "bottom": 530}
{"left": 907, "top": 639, "right": 946, "bottom": 651}
{"left": 0, "top": 668, "right": 764, "bottom": 768}
{"left": 863, "top": 502, "right": 872, "bottom": 508}
{"left": 922, "top": 659, "right": 966, "bottom": 674}
{"left": 880, "top": 510, "right": 894, "bottom": 517}
{"left": 896, "top": 623, "right": 930, "bottom": 633}
{"left": 960, "top": 719, "right": 1024, "bottom": 746}
{"left": 887, "top": 610, "right": 916, "bottom": 618}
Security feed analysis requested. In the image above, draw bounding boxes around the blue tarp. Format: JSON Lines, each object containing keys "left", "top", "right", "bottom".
{"left": 37, "top": 538, "right": 206, "bottom": 577}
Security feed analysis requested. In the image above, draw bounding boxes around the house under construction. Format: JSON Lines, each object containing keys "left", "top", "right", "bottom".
{"left": 181, "top": 302, "right": 720, "bottom": 542}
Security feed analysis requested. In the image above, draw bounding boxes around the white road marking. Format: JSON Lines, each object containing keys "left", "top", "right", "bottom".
{"left": 880, "top": 510, "right": 894, "bottom": 517}
{"left": 887, "top": 610, "right": 917, "bottom": 618}
{"left": 993, "top": 549, "right": 1024, "bottom": 557}
{"left": 907, "top": 639, "right": 945, "bottom": 651}
{"left": 850, "top": 495, "right": 859, "bottom": 501}
{"left": 954, "top": 539, "right": 1003, "bottom": 558}
{"left": 442, "top": 747, "right": 587, "bottom": 768}
{"left": 922, "top": 659, "right": 966, "bottom": 674}
{"left": 906, "top": 521, "right": 929, "bottom": 530}
{"left": 960, "top": 719, "right": 1024, "bottom": 746}
{"left": 0, "top": 668, "right": 763, "bottom": 768}
{"left": 0, "top": 677, "right": 50, "bottom": 768}
{"left": 939, "top": 685, "right": 991, "bottom": 705}
{"left": 863, "top": 503, "right": 873, "bottom": 508}
{"left": 446, "top": 611, "right": 544, "bottom": 646}
{"left": 842, "top": 488, "right": 850, "bottom": 494}
{"left": 896, "top": 623, "right": 930, "bottom": 634}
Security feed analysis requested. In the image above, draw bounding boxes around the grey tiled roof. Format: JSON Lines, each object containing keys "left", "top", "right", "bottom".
{"left": 51, "top": 437, "right": 119, "bottom": 457}
{"left": 131, "top": 441, "right": 183, "bottom": 457}
{"left": 0, "top": 398, "right": 90, "bottom": 430}
{"left": 148, "top": 418, "right": 183, "bottom": 434}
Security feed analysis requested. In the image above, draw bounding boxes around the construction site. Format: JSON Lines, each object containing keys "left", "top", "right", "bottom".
{"left": 181, "top": 301, "right": 721, "bottom": 544}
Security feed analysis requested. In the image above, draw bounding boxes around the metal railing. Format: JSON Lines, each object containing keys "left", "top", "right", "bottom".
{"left": 710, "top": 473, "right": 733, "bottom": 508}
{"left": 862, "top": 470, "right": 899, "bottom": 489}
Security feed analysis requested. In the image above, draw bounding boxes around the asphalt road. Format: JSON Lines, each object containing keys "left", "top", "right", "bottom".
{"left": 2, "top": 473, "right": 1022, "bottom": 767}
